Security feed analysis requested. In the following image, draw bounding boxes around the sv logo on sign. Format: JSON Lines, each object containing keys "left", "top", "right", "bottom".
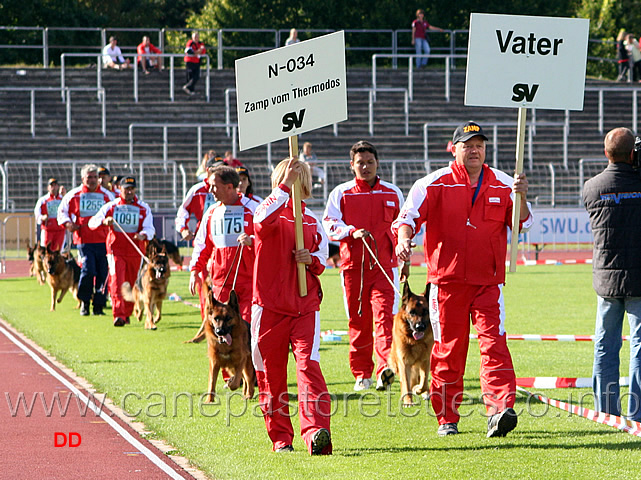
{"left": 282, "top": 109, "right": 306, "bottom": 132}
{"left": 512, "top": 83, "right": 539, "bottom": 103}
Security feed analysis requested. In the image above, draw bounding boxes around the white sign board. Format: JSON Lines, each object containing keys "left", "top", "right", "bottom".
{"left": 235, "top": 31, "right": 347, "bottom": 151}
{"left": 465, "top": 13, "right": 589, "bottom": 111}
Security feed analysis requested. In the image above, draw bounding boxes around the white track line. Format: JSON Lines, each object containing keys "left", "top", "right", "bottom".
{"left": 0, "top": 325, "right": 186, "bottom": 480}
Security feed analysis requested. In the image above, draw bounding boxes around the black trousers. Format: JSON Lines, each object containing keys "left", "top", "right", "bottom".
{"left": 184, "top": 62, "right": 201, "bottom": 92}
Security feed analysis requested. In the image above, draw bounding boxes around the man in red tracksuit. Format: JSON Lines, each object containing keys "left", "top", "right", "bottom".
{"left": 393, "top": 121, "right": 533, "bottom": 438}
{"left": 88, "top": 177, "right": 155, "bottom": 327}
{"left": 252, "top": 158, "right": 332, "bottom": 455}
{"left": 183, "top": 30, "right": 206, "bottom": 95}
{"left": 323, "top": 140, "right": 406, "bottom": 392}
{"left": 58, "top": 164, "right": 115, "bottom": 316}
{"left": 189, "top": 166, "right": 256, "bottom": 324}
{"left": 175, "top": 157, "right": 225, "bottom": 242}
{"left": 34, "top": 177, "right": 66, "bottom": 251}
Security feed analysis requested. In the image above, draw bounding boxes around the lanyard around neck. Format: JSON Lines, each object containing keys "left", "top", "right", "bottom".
{"left": 471, "top": 167, "right": 484, "bottom": 206}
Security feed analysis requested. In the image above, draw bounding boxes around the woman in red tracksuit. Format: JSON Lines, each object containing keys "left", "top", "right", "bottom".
{"left": 251, "top": 157, "right": 332, "bottom": 455}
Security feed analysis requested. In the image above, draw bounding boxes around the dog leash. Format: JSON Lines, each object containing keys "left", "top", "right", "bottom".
{"left": 360, "top": 237, "right": 402, "bottom": 297}
{"left": 219, "top": 242, "right": 245, "bottom": 301}
{"left": 112, "top": 219, "right": 150, "bottom": 264}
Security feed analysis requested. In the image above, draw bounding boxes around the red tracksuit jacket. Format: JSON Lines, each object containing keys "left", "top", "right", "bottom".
{"left": 58, "top": 185, "right": 115, "bottom": 245}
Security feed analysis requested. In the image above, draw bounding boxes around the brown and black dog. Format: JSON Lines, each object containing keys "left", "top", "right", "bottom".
{"left": 202, "top": 285, "right": 255, "bottom": 402}
{"left": 154, "top": 237, "right": 184, "bottom": 271}
{"left": 27, "top": 241, "right": 47, "bottom": 285}
{"left": 42, "top": 246, "right": 81, "bottom": 311}
{"left": 389, "top": 282, "right": 435, "bottom": 406}
{"left": 122, "top": 241, "right": 171, "bottom": 330}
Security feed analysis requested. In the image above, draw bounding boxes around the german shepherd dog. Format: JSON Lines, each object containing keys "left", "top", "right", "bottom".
{"left": 122, "top": 241, "right": 171, "bottom": 330}
{"left": 27, "top": 241, "right": 47, "bottom": 285}
{"left": 155, "top": 237, "right": 184, "bottom": 271}
{"left": 202, "top": 285, "right": 255, "bottom": 402}
{"left": 42, "top": 246, "right": 81, "bottom": 312}
{"left": 389, "top": 282, "right": 435, "bottom": 406}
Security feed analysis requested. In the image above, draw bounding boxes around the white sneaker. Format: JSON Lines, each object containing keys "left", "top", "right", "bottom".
{"left": 354, "top": 377, "right": 373, "bottom": 391}
{"left": 376, "top": 367, "right": 395, "bottom": 391}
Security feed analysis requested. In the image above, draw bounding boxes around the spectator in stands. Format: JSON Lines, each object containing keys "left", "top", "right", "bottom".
{"left": 224, "top": 150, "right": 244, "bottom": 167}
{"left": 616, "top": 30, "right": 630, "bottom": 82}
{"left": 322, "top": 140, "right": 405, "bottom": 392}
{"left": 58, "top": 164, "right": 115, "bottom": 316}
{"left": 393, "top": 121, "right": 532, "bottom": 438}
{"left": 189, "top": 166, "right": 256, "bottom": 326}
{"left": 88, "top": 176, "right": 155, "bottom": 327}
{"left": 196, "top": 150, "right": 223, "bottom": 181}
{"left": 625, "top": 34, "right": 641, "bottom": 82}
{"left": 183, "top": 31, "right": 206, "bottom": 96}
{"left": 102, "top": 36, "right": 130, "bottom": 70}
{"left": 252, "top": 157, "right": 332, "bottom": 455}
{"left": 137, "top": 36, "right": 162, "bottom": 74}
{"left": 285, "top": 28, "right": 300, "bottom": 46}
{"left": 582, "top": 127, "right": 641, "bottom": 422}
{"left": 236, "top": 166, "right": 263, "bottom": 209}
{"left": 299, "top": 141, "right": 324, "bottom": 189}
{"left": 34, "top": 178, "right": 66, "bottom": 251}
{"left": 411, "top": 9, "right": 444, "bottom": 68}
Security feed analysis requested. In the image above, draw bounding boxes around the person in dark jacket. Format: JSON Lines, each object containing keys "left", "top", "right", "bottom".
{"left": 616, "top": 30, "right": 630, "bottom": 82}
{"left": 582, "top": 127, "right": 641, "bottom": 422}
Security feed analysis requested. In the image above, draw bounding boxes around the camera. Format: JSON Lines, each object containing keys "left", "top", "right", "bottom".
{"left": 634, "top": 136, "right": 641, "bottom": 169}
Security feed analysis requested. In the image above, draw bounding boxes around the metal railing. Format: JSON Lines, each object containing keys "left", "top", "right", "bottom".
{"left": 423, "top": 121, "right": 569, "bottom": 171}
{"left": 128, "top": 122, "right": 238, "bottom": 171}
{"left": 585, "top": 86, "right": 639, "bottom": 134}
{"left": 0, "top": 214, "right": 34, "bottom": 273}
{"left": 60, "top": 52, "right": 211, "bottom": 102}
{"left": 0, "top": 86, "right": 105, "bottom": 137}
{"left": 372, "top": 53, "right": 468, "bottom": 102}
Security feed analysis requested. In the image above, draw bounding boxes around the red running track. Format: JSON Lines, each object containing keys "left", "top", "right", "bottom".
{"left": 0, "top": 318, "right": 202, "bottom": 480}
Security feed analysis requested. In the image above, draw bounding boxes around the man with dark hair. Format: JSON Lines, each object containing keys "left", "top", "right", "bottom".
{"left": 583, "top": 127, "right": 641, "bottom": 422}
{"left": 393, "top": 121, "right": 532, "bottom": 438}
{"left": 183, "top": 31, "right": 206, "bottom": 96}
{"left": 34, "top": 178, "right": 65, "bottom": 251}
{"left": 323, "top": 141, "right": 406, "bottom": 392}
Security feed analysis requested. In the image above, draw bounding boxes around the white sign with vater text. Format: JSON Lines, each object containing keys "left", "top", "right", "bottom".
{"left": 235, "top": 31, "right": 348, "bottom": 151}
{"left": 465, "top": 13, "right": 589, "bottom": 111}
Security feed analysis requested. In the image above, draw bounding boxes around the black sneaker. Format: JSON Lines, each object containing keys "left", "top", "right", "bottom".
{"left": 275, "top": 445, "right": 294, "bottom": 453}
{"left": 437, "top": 423, "right": 459, "bottom": 436}
{"left": 311, "top": 428, "right": 331, "bottom": 455}
{"left": 487, "top": 408, "right": 518, "bottom": 438}
{"left": 80, "top": 303, "right": 90, "bottom": 316}
{"left": 113, "top": 317, "right": 126, "bottom": 327}
{"left": 93, "top": 306, "right": 105, "bottom": 316}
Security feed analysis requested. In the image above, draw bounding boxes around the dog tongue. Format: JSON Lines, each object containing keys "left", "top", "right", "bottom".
{"left": 413, "top": 331, "right": 425, "bottom": 341}
{"left": 220, "top": 334, "right": 233, "bottom": 346}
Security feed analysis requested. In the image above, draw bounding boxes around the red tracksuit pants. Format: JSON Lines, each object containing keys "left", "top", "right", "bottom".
{"left": 107, "top": 254, "right": 142, "bottom": 320}
{"left": 341, "top": 267, "right": 397, "bottom": 380}
{"left": 251, "top": 305, "right": 332, "bottom": 453}
{"left": 428, "top": 283, "right": 516, "bottom": 425}
{"left": 41, "top": 229, "right": 65, "bottom": 251}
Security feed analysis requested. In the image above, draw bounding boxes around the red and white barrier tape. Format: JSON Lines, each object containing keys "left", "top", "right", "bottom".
{"left": 517, "top": 386, "right": 641, "bottom": 437}
{"left": 469, "top": 334, "right": 630, "bottom": 342}
{"left": 517, "top": 377, "right": 629, "bottom": 389}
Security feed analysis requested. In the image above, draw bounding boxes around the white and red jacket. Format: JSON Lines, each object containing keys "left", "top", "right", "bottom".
{"left": 184, "top": 39, "right": 206, "bottom": 64}
{"left": 253, "top": 185, "right": 328, "bottom": 316}
{"left": 58, "top": 185, "right": 115, "bottom": 245}
{"left": 323, "top": 176, "right": 404, "bottom": 270}
{"left": 189, "top": 193, "right": 256, "bottom": 300}
{"left": 34, "top": 193, "right": 65, "bottom": 233}
{"left": 392, "top": 162, "right": 533, "bottom": 285}
{"left": 175, "top": 179, "right": 214, "bottom": 234}
{"left": 88, "top": 195, "right": 155, "bottom": 255}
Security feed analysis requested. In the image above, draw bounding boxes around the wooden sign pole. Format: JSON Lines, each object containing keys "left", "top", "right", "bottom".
{"left": 509, "top": 107, "right": 527, "bottom": 273}
{"left": 289, "top": 135, "right": 307, "bottom": 296}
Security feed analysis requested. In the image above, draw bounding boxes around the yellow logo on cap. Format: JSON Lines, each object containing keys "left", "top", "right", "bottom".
{"left": 463, "top": 125, "right": 480, "bottom": 133}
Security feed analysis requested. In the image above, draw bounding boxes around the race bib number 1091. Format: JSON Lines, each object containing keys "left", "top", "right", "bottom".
{"left": 113, "top": 204, "right": 141, "bottom": 233}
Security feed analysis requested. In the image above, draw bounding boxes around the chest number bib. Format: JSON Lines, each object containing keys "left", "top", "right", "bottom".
{"left": 113, "top": 204, "right": 141, "bottom": 233}
{"left": 79, "top": 192, "right": 105, "bottom": 217}
{"left": 209, "top": 205, "right": 244, "bottom": 247}
{"left": 46, "top": 199, "right": 61, "bottom": 218}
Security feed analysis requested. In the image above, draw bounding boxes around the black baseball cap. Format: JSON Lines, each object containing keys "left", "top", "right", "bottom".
{"left": 48, "top": 177, "right": 58, "bottom": 185}
{"left": 452, "top": 121, "right": 488, "bottom": 144}
{"left": 98, "top": 166, "right": 111, "bottom": 176}
{"left": 121, "top": 176, "right": 136, "bottom": 188}
{"left": 206, "top": 157, "right": 225, "bottom": 169}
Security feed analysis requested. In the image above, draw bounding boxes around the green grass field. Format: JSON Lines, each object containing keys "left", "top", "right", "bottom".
{"left": 1, "top": 264, "right": 640, "bottom": 479}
